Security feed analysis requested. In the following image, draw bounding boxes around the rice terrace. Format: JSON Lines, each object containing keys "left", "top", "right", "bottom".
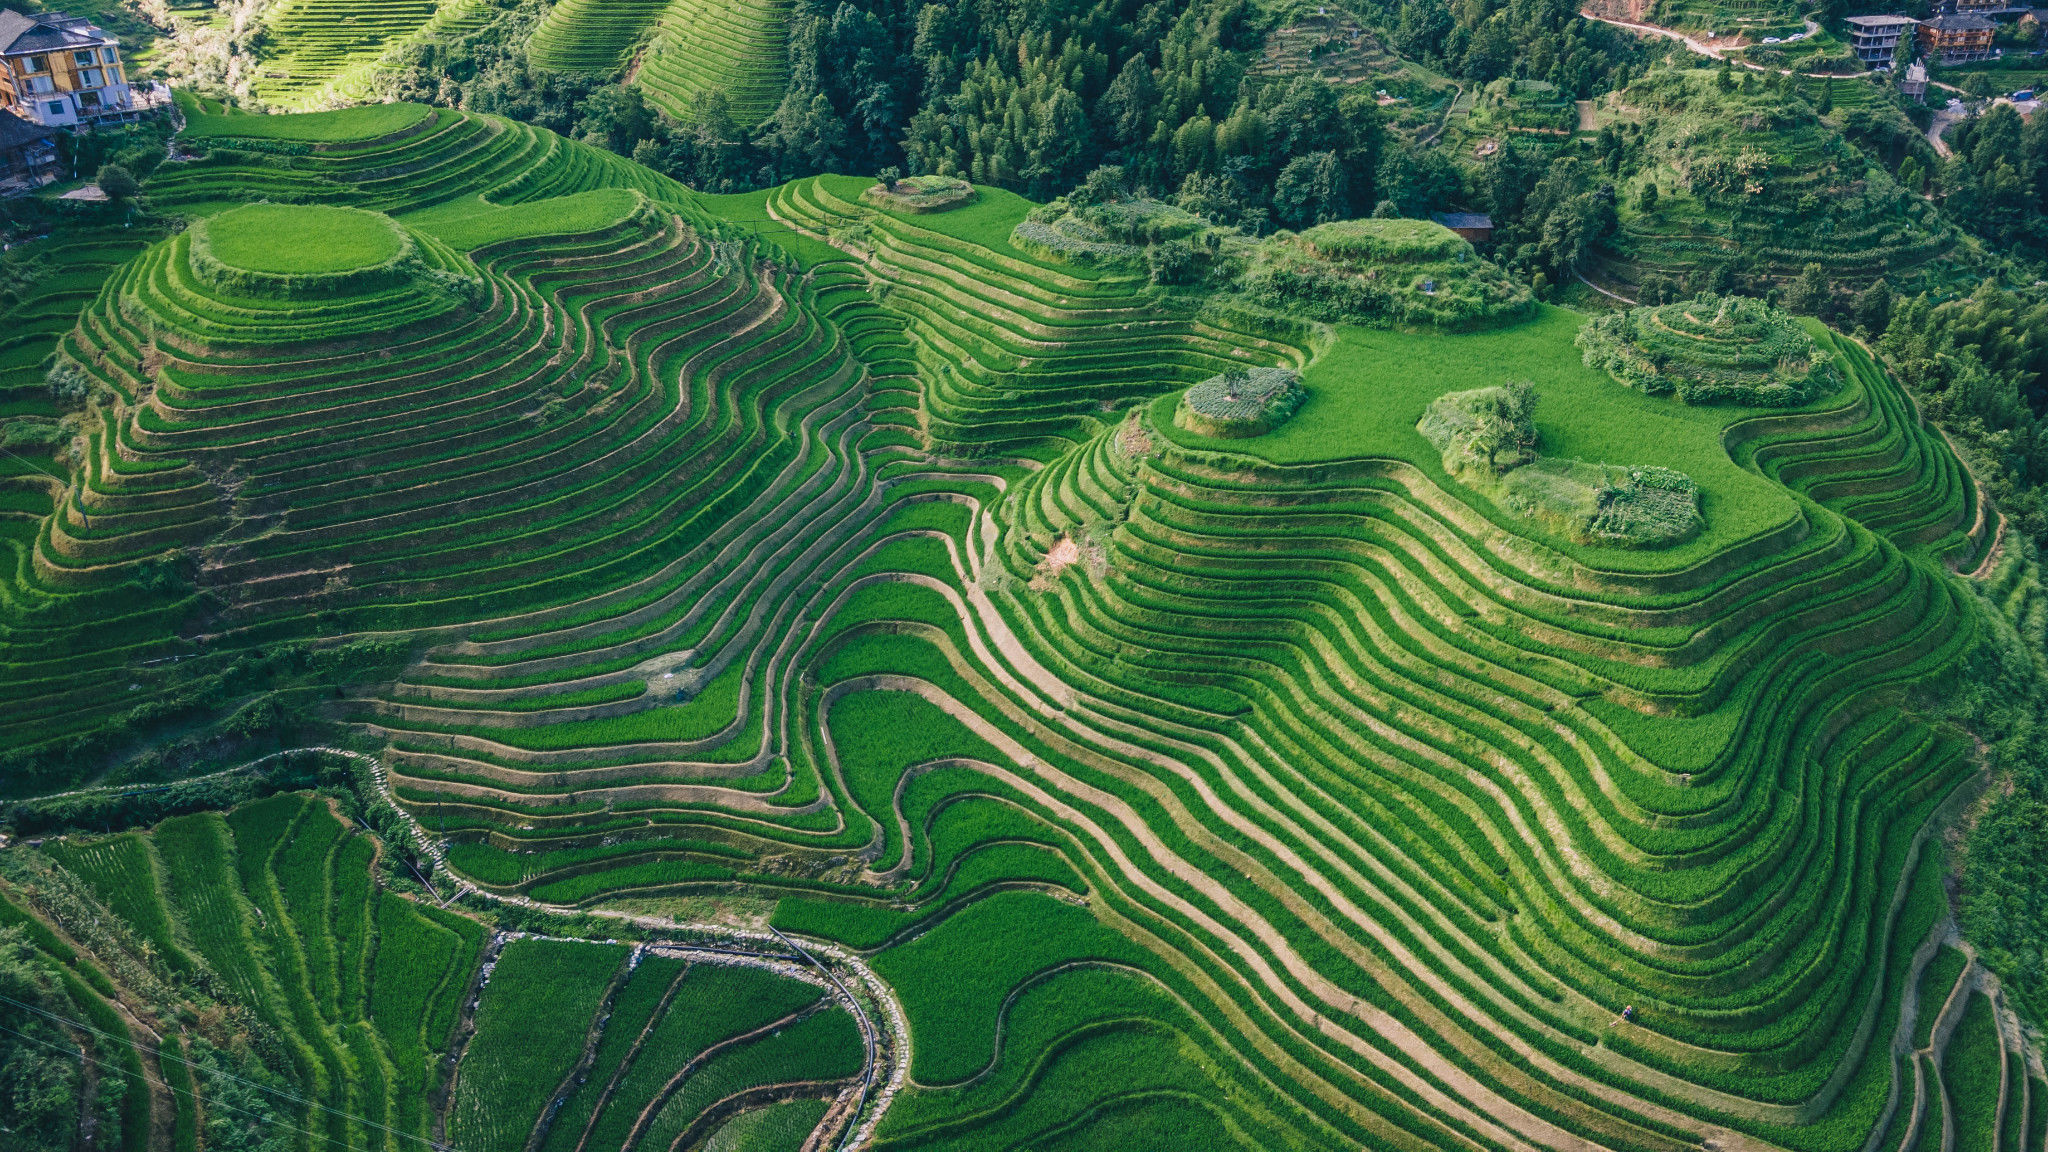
{"left": 5, "top": 0, "right": 2048, "bottom": 1148}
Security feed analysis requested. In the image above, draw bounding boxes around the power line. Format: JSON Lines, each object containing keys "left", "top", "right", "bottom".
{"left": 0, "top": 1016, "right": 430, "bottom": 1152}
{"left": 0, "top": 994, "right": 453, "bottom": 1152}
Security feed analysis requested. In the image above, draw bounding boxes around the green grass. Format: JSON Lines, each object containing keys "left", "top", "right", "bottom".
{"left": 697, "top": 187, "right": 844, "bottom": 269}
{"left": 370, "top": 892, "right": 481, "bottom": 1136}
{"left": 873, "top": 890, "right": 1149, "bottom": 1084}
{"left": 813, "top": 174, "right": 1063, "bottom": 268}
{"left": 1944, "top": 990, "right": 2002, "bottom": 1151}
{"left": 1151, "top": 305, "right": 1804, "bottom": 570}
{"left": 401, "top": 189, "right": 645, "bottom": 250}
{"left": 702, "top": 1098, "right": 829, "bottom": 1152}
{"left": 181, "top": 101, "right": 435, "bottom": 141}
{"left": 565, "top": 962, "right": 835, "bottom": 1152}
{"left": 198, "top": 204, "right": 406, "bottom": 275}
{"left": 448, "top": 938, "right": 627, "bottom": 1152}
{"left": 1915, "top": 947, "right": 1968, "bottom": 1048}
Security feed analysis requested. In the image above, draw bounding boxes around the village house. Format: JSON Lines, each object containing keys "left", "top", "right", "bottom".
{"left": 1902, "top": 60, "right": 1929, "bottom": 101}
{"left": 1844, "top": 15, "right": 1919, "bottom": 66}
{"left": 1431, "top": 212, "right": 1494, "bottom": 245}
{"left": 1919, "top": 11, "right": 1997, "bottom": 64}
{"left": 0, "top": 9, "right": 135, "bottom": 128}
{"left": 0, "top": 105, "right": 54, "bottom": 189}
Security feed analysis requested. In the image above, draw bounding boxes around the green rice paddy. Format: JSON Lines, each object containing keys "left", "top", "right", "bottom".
{"left": 196, "top": 203, "right": 406, "bottom": 275}
{"left": 0, "top": 93, "right": 2028, "bottom": 1152}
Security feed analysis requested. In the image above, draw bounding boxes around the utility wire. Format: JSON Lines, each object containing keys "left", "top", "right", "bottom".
{"left": 0, "top": 1016, "right": 442, "bottom": 1152}
{"left": 0, "top": 994, "right": 451, "bottom": 1152}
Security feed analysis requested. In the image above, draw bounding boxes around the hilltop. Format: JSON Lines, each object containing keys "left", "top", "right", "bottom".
{"left": 1597, "top": 65, "right": 1958, "bottom": 296}
{"left": 0, "top": 88, "right": 2037, "bottom": 1152}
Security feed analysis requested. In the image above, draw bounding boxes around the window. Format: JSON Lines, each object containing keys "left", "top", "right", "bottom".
{"left": 101, "top": 46, "right": 117, "bottom": 62}
{"left": 25, "top": 55, "right": 47, "bottom": 73}
{"left": 28, "top": 75, "right": 54, "bottom": 95}
{"left": 46, "top": 100, "right": 63, "bottom": 115}
{"left": 78, "top": 89, "right": 98, "bottom": 107}
{"left": 80, "top": 69, "right": 101, "bottom": 87}
{"left": 72, "top": 50, "right": 95, "bottom": 66}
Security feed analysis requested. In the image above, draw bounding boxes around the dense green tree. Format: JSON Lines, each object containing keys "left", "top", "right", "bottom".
{"left": 1366, "top": 0, "right": 1638, "bottom": 96}
{"left": 1271, "top": 152, "right": 1347, "bottom": 229}
{"left": 577, "top": 85, "right": 655, "bottom": 155}
{"left": 1486, "top": 154, "right": 1613, "bottom": 287}
{"left": 1785, "top": 262, "right": 1832, "bottom": 316}
{"left": 92, "top": 164, "right": 138, "bottom": 206}
{"left": 1853, "top": 278, "right": 1893, "bottom": 334}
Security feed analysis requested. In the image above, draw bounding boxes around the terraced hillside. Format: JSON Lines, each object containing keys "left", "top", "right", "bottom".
{"left": 250, "top": 0, "right": 489, "bottom": 108}
{"left": 527, "top": 0, "right": 669, "bottom": 73}
{"left": 0, "top": 788, "right": 863, "bottom": 1152}
{"left": 0, "top": 227, "right": 159, "bottom": 594}
{"left": 369, "top": 176, "right": 2018, "bottom": 1149}
{"left": 523, "top": 0, "right": 792, "bottom": 127}
{"left": 633, "top": 0, "right": 792, "bottom": 125}
{"left": 1599, "top": 67, "right": 1956, "bottom": 293}
{"left": 151, "top": 100, "right": 692, "bottom": 213}
{"left": 3, "top": 99, "right": 2044, "bottom": 1152}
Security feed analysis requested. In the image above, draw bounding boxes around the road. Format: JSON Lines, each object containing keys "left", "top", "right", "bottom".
{"left": 1927, "top": 100, "right": 1966, "bottom": 157}
{"left": 1579, "top": 12, "right": 1726, "bottom": 58}
{"left": 1580, "top": 11, "right": 1928, "bottom": 81}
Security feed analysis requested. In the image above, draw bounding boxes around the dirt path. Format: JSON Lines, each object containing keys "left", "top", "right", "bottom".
{"left": 1580, "top": 10, "right": 1892, "bottom": 80}
{"left": 1576, "top": 269, "right": 1638, "bottom": 305}
{"left": 1581, "top": 11, "right": 1725, "bottom": 57}
{"left": 1418, "top": 83, "right": 1464, "bottom": 146}
{"left": 324, "top": 747, "right": 909, "bottom": 1151}
{"left": 527, "top": 949, "right": 639, "bottom": 1152}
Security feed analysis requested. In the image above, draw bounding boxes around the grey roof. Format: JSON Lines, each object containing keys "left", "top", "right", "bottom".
{"left": 0, "top": 108, "right": 52, "bottom": 150}
{"left": 1922, "top": 12, "right": 1995, "bottom": 29}
{"left": 1845, "top": 14, "right": 1919, "bottom": 26}
{"left": 1432, "top": 212, "right": 1493, "bottom": 229}
{"left": 0, "top": 9, "right": 112, "bottom": 55}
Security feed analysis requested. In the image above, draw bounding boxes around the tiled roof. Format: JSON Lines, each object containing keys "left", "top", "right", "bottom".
{"left": 1845, "top": 15, "right": 1918, "bottom": 26}
{"left": 0, "top": 107, "right": 53, "bottom": 149}
{"left": 1922, "top": 12, "right": 1995, "bottom": 30}
{"left": 0, "top": 9, "right": 111, "bottom": 54}
{"left": 1432, "top": 212, "right": 1493, "bottom": 229}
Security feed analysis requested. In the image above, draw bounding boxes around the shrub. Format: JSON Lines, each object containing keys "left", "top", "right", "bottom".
{"left": 1010, "top": 195, "right": 1208, "bottom": 267}
{"left": 1418, "top": 380, "right": 1704, "bottom": 546}
{"left": 1174, "top": 367, "right": 1307, "bottom": 438}
{"left": 1240, "top": 219, "right": 1533, "bottom": 330}
{"left": 862, "top": 174, "right": 976, "bottom": 213}
{"left": 1577, "top": 293, "right": 1841, "bottom": 407}
{"left": 1417, "top": 380, "right": 1540, "bottom": 480}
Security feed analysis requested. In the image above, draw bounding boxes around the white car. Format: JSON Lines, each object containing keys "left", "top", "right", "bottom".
{"left": 1762, "top": 36, "right": 1782, "bottom": 44}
